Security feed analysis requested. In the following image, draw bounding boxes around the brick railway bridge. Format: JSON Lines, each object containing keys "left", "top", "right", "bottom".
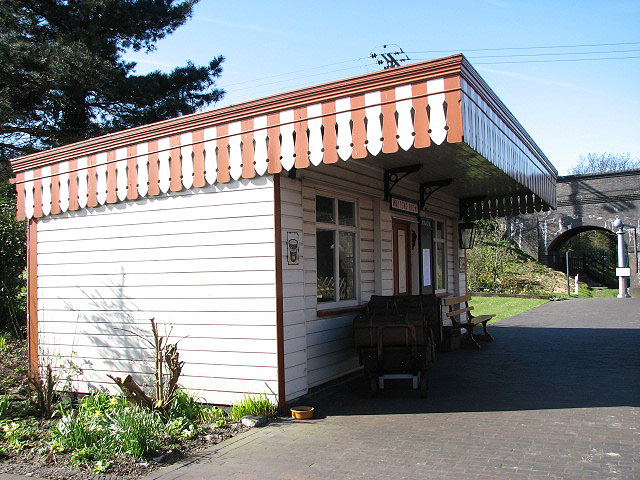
{"left": 507, "top": 169, "right": 640, "bottom": 291}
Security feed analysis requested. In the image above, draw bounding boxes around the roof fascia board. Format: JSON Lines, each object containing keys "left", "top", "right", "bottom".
{"left": 459, "top": 57, "right": 557, "bottom": 178}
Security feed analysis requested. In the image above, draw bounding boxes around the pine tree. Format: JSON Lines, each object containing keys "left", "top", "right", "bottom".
{"left": 0, "top": 0, "right": 224, "bottom": 334}
{"left": 0, "top": 0, "right": 224, "bottom": 163}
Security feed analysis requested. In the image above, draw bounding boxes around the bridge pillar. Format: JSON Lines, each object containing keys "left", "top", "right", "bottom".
{"left": 614, "top": 218, "right": 631, "bottom": 298}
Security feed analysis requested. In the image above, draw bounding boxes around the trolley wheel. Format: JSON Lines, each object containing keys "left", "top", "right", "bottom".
{"left": 369, "top": 376, "right": 379, "bottom": 397}
{"left": 419, "top": 373, "right": 428, "bottom": 398}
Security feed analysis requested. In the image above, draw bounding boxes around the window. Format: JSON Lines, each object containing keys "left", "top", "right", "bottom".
{"left": 316, "top": 195, "right": 357, "bottom": 304}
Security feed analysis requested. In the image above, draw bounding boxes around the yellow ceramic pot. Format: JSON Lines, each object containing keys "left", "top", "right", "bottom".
{"left": 290, "top": 406, "right": 314, "bottom": 419}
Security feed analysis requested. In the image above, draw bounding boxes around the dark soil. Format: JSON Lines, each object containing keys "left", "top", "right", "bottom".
{"left": 0, "top": 336, "right": 31, "bottom": 407}
{"left": 0, "top": 336, "right": 250, "bottom": 479}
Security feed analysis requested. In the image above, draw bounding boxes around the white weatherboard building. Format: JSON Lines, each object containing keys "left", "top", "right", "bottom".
{"left": 11, "top": 55, "right": 556, "bottom": 407}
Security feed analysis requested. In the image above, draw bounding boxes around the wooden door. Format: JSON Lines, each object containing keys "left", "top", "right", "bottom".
{"left": 392, "top": 221, "right": 411, "bottom": 295}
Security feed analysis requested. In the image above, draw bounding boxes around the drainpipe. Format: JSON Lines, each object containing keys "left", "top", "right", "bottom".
{"left": 613, "top": 218, "right": 631, "bottom": 298}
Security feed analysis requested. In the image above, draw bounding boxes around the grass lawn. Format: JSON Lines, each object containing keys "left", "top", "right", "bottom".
{"left": 581, "top": 287, "right": 618, "bottom": 298}
{"left": 469, "top": 296, "right": 548, "bottom": 324}
{"left": 554, "top": 284, "right": 619, "bottom": 299}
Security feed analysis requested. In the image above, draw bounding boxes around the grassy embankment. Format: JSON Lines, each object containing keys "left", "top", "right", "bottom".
{"left": 467, "top": 220, "right": 619, "bottom": 323}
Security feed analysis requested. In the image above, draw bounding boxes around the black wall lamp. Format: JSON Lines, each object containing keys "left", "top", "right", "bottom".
{"left": 458, "top": 219, "right": 476, "bottom": 249}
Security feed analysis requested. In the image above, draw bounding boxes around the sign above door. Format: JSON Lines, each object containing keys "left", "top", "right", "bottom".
{"left": 390, "top": 196, "right": 419, "bottom": 215}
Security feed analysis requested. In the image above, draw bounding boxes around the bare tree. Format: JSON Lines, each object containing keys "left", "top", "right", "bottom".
{"left": 108, "top": 318, "right": 184, "bottom": 410}
{"left": 570, "top": 153, "right": 640, "bottom": 175}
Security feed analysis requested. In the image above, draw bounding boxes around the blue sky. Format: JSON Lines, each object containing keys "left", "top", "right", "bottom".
{"left": 126, "top": 0, "right": 640, "bottom": 175}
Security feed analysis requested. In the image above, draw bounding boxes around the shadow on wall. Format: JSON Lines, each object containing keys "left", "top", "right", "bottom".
{"left": 44, "top": 265, "right": 279, "bottom": 404}
{"left": 312, "top": 322, "right": 640, "bottom": 416}
{"left": 567, "top": 179, "right": 635, "bottom": 216}
{"left": 45, "top": 270, "right": 158, "bottom": 393}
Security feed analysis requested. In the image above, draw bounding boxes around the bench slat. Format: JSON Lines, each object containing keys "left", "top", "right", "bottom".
{"left": 472, "top": 314, "right": 495, "bottom": 322}
{"left": 445, "top": 306, "right": 473, "bottom": 318}
{"left": 458, "top": 317, "right": 490, "bottom": 327}
{"left": 443, "top": 294, "right": 472, "bottom": 306}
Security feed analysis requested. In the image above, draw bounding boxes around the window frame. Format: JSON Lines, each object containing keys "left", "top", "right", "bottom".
{"left": 315, "top": 193, "right": 360, "bottom": 310}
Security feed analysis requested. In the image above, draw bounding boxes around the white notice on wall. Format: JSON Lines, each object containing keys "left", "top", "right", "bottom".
{"left": 422, "top": 248, "right": 432, "bottom": 286}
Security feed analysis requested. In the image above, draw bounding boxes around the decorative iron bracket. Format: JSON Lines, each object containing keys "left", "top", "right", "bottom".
{"left": 459, "top": 195, "right": 486, "bottom": 220}
{"left": 384, "top": 164, "right": 422, "bottom": 201}
{"left": 419, "top": 179, "right": 453, "bottom": 210}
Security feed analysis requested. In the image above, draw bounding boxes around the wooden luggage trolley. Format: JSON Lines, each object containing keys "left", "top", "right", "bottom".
{"left": 353, "top": 295, "right": 440, "bottom": 397}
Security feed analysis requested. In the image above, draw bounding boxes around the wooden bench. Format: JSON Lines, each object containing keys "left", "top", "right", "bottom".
{"left": 443, "top": 294, "right": 495, "bottom": 350}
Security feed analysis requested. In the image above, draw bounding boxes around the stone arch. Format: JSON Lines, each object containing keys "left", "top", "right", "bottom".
{"left": 547, "top": 225, "right": 616, "bottom": 253}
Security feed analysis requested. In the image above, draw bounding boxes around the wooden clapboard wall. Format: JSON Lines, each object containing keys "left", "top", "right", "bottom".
{"left": 278, "top": 159, "right": 463, "bottom": 401}
{"left": 36, "top": 177, "right": 278, "bottom": 405}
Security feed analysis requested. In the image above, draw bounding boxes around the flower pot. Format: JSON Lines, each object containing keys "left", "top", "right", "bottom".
{"left": 290, "top": 406, "right": 314, "bottom": 419}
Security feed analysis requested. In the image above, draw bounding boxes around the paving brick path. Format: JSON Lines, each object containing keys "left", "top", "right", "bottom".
{"left": 147, "top": 298, "right": 638, "bottom": 479}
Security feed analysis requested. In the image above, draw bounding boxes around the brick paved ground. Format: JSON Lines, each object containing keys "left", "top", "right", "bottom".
{"left": 142, "top": 298, "right": 640, "bottom": 480}
{"left": 3, "top": 298, "right": 637, "bottom": 480}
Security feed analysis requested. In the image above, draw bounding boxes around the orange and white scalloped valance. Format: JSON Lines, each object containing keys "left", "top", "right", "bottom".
{"left": 11, "top": 55, "right": 557, "bottom": 221}
{"left": 14, "top": 78, "right": 464, "bottom": 220}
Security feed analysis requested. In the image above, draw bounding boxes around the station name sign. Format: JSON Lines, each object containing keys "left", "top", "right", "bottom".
{"left": 616, "top": 267, "right": 631, "bottom": 277}
{"left": 389, "top": 196, "right": 419, "bottom": 215}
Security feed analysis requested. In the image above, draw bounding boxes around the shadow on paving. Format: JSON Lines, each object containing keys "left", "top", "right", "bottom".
{"left": 310, "top": 322, "right": 640, "bottom": 418}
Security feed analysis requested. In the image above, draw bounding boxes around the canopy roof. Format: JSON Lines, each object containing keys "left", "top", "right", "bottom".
{"left": 11, "top": 54, "right": 556, "bottom": 221}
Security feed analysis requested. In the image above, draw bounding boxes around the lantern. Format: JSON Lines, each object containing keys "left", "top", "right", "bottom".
{"left": 458, "top": 220, "right": 475, "bottom": 249}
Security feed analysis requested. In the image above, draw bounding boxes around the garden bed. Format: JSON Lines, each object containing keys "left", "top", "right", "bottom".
{"left": 1, "top": 420, "right": 247, "bottom": 480}
{"left": 0, "top": 336, "right": 269, "bottom": 479}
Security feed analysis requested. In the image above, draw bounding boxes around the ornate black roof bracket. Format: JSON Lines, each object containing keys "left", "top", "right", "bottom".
{"left": 459, "top": 195, "right": 487, "bottom": 220}
{"left": 419, "top": 179, "right": 453, "bottom": 210}
{"left": 384, "top": 164, "right": 422, "bottom": 201}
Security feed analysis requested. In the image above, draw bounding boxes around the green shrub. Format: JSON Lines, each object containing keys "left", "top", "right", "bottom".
{"left": 164, "top": 417, "right": 196, "bottom": 440}
{"left": 79, "top": 391, "right": 126, "bottom": 416}
{"left": 165, "top": 389, "right": 227, "bottom": 427}
{"left": 165, "top": 389, "right": 203, "bottom": 422}
{"left": 467, "top": 219, "right": 564, "bottom": 295}
{"left": 53, "top": 393, "right": 164, "bottom": 464}
{"left": 48, "top": 391, "right": 235, "bottom": 470}
{"left": 0, "top": 395, "right": 8, "bottom": 419}
{"left": 200, "top": 405, "right": 226, "bottom": 426}
{"left": 1, "top": 419, "right": 38, "bottom": 452}
{"left": 231, "top": 394, "right": 276, "bottom": 420}
{"left": 108, "top": 406, "right": 164, "bottom": 456}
